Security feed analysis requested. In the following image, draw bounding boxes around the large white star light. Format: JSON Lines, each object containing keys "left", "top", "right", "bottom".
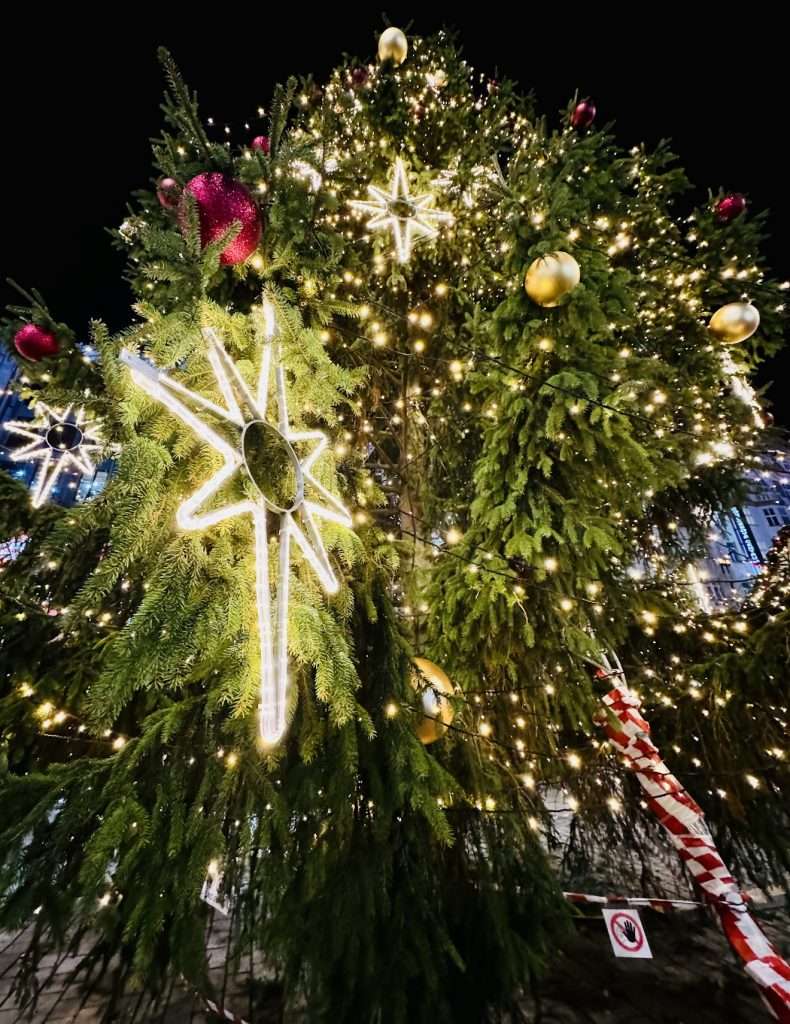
{"left": 120, "top": 303, "right": 351, "bottom": 745}
{"left": 349, "top": 158, "right": 453, "bottom": 263}
{"left": 4, "top": 404, "right": 102, "bottom": 508}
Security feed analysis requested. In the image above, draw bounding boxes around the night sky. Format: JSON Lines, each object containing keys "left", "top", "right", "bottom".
{"left": 2, "top": 12, "right": 787, "bottom": 424}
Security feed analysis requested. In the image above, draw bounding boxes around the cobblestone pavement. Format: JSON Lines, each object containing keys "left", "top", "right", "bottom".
{"left": 0, "top": 915, "right": 260, "bottom": 1023}
{"left": 1, "top": 906, "right": 787, "bottom": 1022}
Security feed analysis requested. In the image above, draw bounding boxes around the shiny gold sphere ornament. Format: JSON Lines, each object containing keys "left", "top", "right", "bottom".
{"left": 411, "top": 657, "right": 455, "bottom": 745}
{"left": 708, "top": 301, "right": 760, "bottom": 345}
{"left": 524, "top": 251, "right": 581, "bottom": 307}
{"left": 378, "top": 27, "right": 408, "bottom": 65}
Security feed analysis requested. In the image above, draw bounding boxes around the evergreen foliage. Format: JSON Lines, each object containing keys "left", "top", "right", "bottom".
{"left": 0, "top": 27, "right": 787, "bottom": 1020}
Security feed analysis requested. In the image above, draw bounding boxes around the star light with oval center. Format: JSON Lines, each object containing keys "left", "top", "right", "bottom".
{"left": 120, "top": 302, "right": 351, "bottom": 745}
{"left": 4, "top": 404, "right": 102, "bottom": 508}
{"left": 349, "top": 158, "right": 453, "bottom": 263}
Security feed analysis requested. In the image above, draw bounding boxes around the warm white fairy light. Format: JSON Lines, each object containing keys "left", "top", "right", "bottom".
{"left": 720, "top": 350, "right": 765, "bottom": 428}
{"left": 120, "top": 301, "right": 351, "bottom": 745}
{"left": 349, "top": 158, "right": 452, "bottom": 263}
{"left": 4, "top": 404, "right": 102, "bottom": 508}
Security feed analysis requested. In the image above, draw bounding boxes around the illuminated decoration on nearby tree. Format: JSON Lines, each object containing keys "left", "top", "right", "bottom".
{"left": 349, "top": 158, "right": 453, "bottom": 264}
{"left": 4, "top": 404, "right": 102, "bottom": 508}
{"left": 120, "top": 302, "right": 352, "bottom": 745}
{"left": 720, "top": 351, "right": 765, "bottom": 428}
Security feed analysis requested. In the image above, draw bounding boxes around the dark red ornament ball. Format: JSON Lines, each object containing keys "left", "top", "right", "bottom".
{"left": 571, "top": 98, "right": 596, "bottom": 129}
{"left": 764, "top": 410, "right": 775, "bottom": 427}
{"left": 351, "top": 66, "right": 369, "bottom": 87}
{"left": 179, "top": 172, "right": 262, "bottom": 266}
{"left": 14, "top": 324, "right": 59, "bottom": 362}
{"left": 714, "top": 193, "right": 747, "bottom": 224}
{"left": 251, "top": 135, "right": 270, "bottom": 155}
{"left": 156, "top": 177, "right": 180, "bottom": 209}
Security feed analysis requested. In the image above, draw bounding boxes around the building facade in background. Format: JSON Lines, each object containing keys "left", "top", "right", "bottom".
{"left": 691, "top": 447, "right": 790, "bottom": 610}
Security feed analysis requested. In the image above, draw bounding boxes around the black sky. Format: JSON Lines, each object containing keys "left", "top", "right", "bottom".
{"left": 2, "top": 11, "right": 787, "bottom": 424}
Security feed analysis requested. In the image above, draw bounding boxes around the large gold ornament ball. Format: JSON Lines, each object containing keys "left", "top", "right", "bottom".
{"left": 708, "top": 302, "right": 760, "bottom": 345}
{"left": 378, "top": 27, "right": 408, "bottom": 65}
{"left": 411, "top": 657, "right": 455, "bottom": 745}
{"left": 525, "top": 251, "right": 581, "bottom": 307}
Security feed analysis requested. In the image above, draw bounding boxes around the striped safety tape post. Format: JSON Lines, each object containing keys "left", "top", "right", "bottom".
{"left": 600, "top": 675, "right": 790, "bottom": 1022}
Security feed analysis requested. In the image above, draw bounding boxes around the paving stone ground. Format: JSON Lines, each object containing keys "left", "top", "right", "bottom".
{"left": 523, "top": 907, "right": 788, "bottom": 1023}
{"left": 1, "top": 905, "right": 787, "bottom": 1022}
{"left": 0, "top": 916, "right": 249, "bottom": 1023}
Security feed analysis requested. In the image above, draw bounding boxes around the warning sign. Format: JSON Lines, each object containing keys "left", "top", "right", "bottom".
{"left": 602, "top": 908, "right": 653, "bottom": 959}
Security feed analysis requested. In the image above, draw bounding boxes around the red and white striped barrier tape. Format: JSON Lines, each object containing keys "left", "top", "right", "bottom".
{"left": 564, "top": 891, "right": 702, "bottom": 912}
{"left": 198, "top": 992, "right": 249, "bottom": 1023}
{"left": 601, "top": 682, "right": 790, "bottom": 1022}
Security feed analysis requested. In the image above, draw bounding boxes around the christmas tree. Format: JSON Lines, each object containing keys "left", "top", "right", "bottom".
{"left": 1, "top": 27, "right": 788, "bottom": 1022}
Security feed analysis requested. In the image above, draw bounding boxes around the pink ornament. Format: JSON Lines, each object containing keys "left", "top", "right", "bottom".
{"left": 13, "top": 324, "right": 59, "bottom": 362}
{"left": 571, "top": 98, "right": 596, "bottom": 129}
{"left": 179, "top": 172, "right": 262, "bottom": 266}
{"left": 714, "top": 193, "right": 747, "bottom": 223}
{"left": 251, "top": 135, "right": 270, "bottom": 155}
{"left": 156, "top": 177, "right": 180, "bottom": 208}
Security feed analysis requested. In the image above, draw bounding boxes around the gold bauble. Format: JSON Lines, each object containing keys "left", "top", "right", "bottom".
{"left": 525, "top": 251, "right": 581, "bottom": 307}
{"left": 411, "top": 657, "right": 455, "bottom": 745}
{"left": 708, "top": 302, "right": 760, "bottom": 345}
{"left": 378, "top": 27, "right": 408, "bottom": 65}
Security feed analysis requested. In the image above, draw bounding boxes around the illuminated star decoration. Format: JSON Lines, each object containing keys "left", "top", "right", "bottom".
{"left": 4, "top": 404, "right": 102, "bottom": 508}
{"left": 349, "top": 158, "right": 453, "bottom": 263}
{"left": 120, "top": 302, "right": 351, "bottom": 745}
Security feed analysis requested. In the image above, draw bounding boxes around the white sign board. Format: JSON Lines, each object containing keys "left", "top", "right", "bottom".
{"left": 200, "top": 861, "right": 230, "bottom": 916}
{"left": 602, "top": 908, "right": 653, "bottom": 959}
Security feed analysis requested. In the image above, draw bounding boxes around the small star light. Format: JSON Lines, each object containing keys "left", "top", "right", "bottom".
{"left": 349, "top": 158, "right": 452, "bottom": 263}
{"left": 120, "top": 302, "right": 351, "bottom": 746}
{"left": 4, "top": 404, "right": 102, "bottom": 508}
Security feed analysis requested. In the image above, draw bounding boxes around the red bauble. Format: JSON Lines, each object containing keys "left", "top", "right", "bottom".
{"left": 714, "top": 193, "right": 747, "bottom": 224}
{"left": 351, "top": 66, "right": 369, "bottom": 87}
{"left": 571, "top": 98, "right": 596, "bottom": 129}
{"left": 157, "top": 177, "right": 180, "bottom": 208}
{"left": 13, "top": 324, "right": 59, "bottom": 362}
{"left": 251, "top": 135, "right": 270, "bottom": 155}
{"left": 179, "top": 172, "right": 262, "bottom": 266}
